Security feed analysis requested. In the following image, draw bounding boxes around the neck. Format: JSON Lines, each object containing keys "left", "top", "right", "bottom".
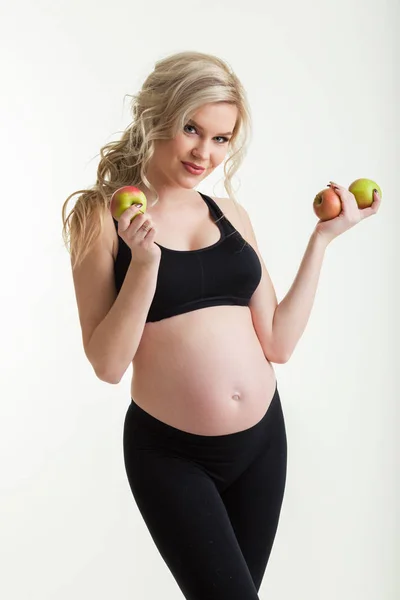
{"left": 138, "top": 183, "right": 199, "bottom": 209}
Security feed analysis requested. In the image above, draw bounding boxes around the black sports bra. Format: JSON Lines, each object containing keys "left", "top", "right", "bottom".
{"left": 113, "top": 192, "right": 262, "bottom": 322}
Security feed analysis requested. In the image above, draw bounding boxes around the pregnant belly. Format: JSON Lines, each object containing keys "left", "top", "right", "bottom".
{"left": 130, "top": 306, "right": 277, "bottom": 435}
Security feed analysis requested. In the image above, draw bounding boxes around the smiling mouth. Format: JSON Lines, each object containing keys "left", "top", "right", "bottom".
{"left": 182, "top": 162, "right": 206, "bottom": 174}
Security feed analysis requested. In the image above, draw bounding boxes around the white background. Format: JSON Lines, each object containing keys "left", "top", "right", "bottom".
{"left": 1, "top": 0, "right": 398, "bottom": 598}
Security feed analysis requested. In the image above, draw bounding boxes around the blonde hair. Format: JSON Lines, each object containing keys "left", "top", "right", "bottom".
{"left": 61, "top": 51, "right": 252, "bottom": 269}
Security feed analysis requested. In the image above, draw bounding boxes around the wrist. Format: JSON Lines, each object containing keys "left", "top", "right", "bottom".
{"left": 127, "top": 259, "right": 160, "bottom": 284}
{"left": 311, "top": 228, "right": 332, "bottom": 250}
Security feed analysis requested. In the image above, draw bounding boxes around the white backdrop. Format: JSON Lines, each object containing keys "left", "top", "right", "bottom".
{"left": 1, "top": 0, "right": 398, "bottom": 598}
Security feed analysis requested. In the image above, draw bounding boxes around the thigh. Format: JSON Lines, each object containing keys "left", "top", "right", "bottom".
{"left": 124, "top": 448, "right": 261, "bottom": 600}
{"left": 221, "top": 395, "right": 288, "bottom": 591}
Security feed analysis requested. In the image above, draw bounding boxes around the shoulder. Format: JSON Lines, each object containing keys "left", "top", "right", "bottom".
{"left": 210, "top": 196, "right": 252, "bottom": 243}
{"left": 103, "top": 207, "right": 119, "bottom": 261}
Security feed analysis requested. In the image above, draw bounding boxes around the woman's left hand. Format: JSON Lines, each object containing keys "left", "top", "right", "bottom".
{"left": 314, "top": 181, "right": 381, "bottom": 244}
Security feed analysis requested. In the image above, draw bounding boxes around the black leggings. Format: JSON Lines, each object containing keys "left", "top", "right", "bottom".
{"left": 123, "top": 381, "right": 287, "bottom": 599}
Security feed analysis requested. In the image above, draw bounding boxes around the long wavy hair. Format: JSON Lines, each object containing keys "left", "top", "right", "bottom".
{"left": 61, "top": 51, "right": 252, "bottom": 270}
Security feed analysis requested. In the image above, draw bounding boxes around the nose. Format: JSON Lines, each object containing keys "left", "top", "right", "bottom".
{"left": 191, "top": 139, "right": 211, "bottom": 162}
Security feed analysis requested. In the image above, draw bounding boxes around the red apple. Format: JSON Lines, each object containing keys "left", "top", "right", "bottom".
{"left": 110, "top": 186, "right": 147, "bottom": 221}
{"left": 313, "top": 188, "right": 342, "bottom": 221}
{"left": 348, "top": 178, "right": 382, "bottom": 209}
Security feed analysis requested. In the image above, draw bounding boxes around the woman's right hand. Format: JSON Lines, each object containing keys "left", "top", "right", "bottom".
{"left": 117, "top": 205, "right": 161, "bottom": 266}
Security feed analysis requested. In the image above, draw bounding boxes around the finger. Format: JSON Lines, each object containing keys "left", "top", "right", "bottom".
{"left": 121, "top": 204, "right": 143, "bottom": 219}
{"left": 129, "top": 204, "right": 144, "bottom": 215}
{"left": 119, "top": 205, "right": 144, "bottom": 230}
{"left": 328, "top": 181, "right": 345, "bottom": 190}
{"left": 359, "top": 190, "right": 381, "bottom": 219}
{"left": 327, "top": 183, "right": 345, "bottom": 197}
{"left": 139, "top": 222, "right": 153, "bottom": 237}
{"left": 139, "top": 214, "right": 153, "bottom": 229}
{"left": 327, "top": 183, "right": 344, "bottom": 197}
{"left": 329, "top": 185, "right": 362, "bottom": 220}
{"left": 127, "top": 205, "right": 145, "bottom": 223}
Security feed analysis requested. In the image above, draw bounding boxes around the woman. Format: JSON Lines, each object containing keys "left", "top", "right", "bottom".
{"left": 61, "top": 51, "right": 380, "bottom": 599}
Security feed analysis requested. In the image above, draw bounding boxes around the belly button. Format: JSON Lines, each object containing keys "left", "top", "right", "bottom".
{"left": 232, "top": 393, "right": 241, "bottom": 401}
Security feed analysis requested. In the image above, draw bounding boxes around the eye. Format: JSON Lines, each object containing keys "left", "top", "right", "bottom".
{"left": 184, "top": 124, "right": 197, "bottom": 134}
{"left": 183, "top": 124, "right": 229, "bottom": 144}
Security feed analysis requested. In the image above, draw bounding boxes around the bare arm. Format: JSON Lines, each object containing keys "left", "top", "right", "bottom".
{"left": 71, "top": 208, "right": 160, "bottom": 385}
{"left": 271, "top": 230, "right": 329, "bottom": 362}
{"left": 85, "top": 261, "right": 159, "bottom": 383}
{"left": 271, "top": 182, "right": 381, "bottom": 361}
{"left": 235, "top": 201, "right": 329, "bottom": 364}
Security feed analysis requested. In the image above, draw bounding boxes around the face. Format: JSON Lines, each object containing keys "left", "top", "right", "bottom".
{"left": 147, "top": 102, "right": 238, "bottom": 194}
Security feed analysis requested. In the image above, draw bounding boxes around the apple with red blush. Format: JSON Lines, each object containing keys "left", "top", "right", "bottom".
{"left": 110, "top": 186, "right": 147, "bottom": 221}
{"left": 313, "top": 178, "right": 382, "bottom": 221}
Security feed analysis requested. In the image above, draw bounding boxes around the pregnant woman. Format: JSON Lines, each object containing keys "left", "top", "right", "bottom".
{"left": 62, "top": 50, "right": 380, "bottom": 599}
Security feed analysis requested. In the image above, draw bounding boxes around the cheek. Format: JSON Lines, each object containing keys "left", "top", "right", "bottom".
{"left": 153, "top": 141, "right": 171, "bottom": 164}
{"left": 212, "top": 146, "right": 229, "bottom": 166}
{"left": 156, "top": 138, "right": 183, "bottom": 160}
{"left": 173, "top": 133, "right": 190, "bottom": 153}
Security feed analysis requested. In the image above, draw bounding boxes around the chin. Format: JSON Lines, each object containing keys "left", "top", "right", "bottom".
{"left": 177, "top": 174, "right": 206, "bottom": 188}
{"left": 181, "top": 179, "right": 199, "bottom": 189}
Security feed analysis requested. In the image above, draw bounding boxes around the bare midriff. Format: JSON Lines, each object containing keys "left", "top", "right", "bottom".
{"left": 130, "top": 305, "right": 277, "bottom": 436}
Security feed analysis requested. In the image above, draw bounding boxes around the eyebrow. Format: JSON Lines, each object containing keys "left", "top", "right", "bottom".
{"left": 188, "top": 119, "right": 233, "bottom": 137}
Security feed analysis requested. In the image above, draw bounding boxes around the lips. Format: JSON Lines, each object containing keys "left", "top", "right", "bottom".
{"left": 182, "top": 162, "right": 205, "bottom": 172}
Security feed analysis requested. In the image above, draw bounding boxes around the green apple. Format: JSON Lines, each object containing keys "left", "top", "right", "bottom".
{"left": 348, "top": 178, "right": 382, "bottom": 209}
{"left": 110, "top": 186, "right": 147, "bottom": 221}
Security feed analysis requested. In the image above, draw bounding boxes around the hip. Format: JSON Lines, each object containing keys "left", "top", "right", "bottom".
{"left": 123, "top": 379, "right": 285, "bottom": 484}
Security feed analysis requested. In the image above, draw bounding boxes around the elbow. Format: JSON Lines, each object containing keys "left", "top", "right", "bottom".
{"left": 95, "top": 367, "right": 122, "bottom": 384}
{"left": 264, "top": 344, "right": 291, "bottom": 364}
{"left": 100, "top": 372, "right": 121, "bottom": 384}
{"left": 270, "top": 353, "right": 290, "bottom": 364}
{"left": 270, "top": 338, "right": 292, "bottom": 364}
{"left": 93, "top": 355, "right": 133, "bottom": 384}
{"left": 273, "top": 347, "right": 291, "bottom": 364}
{"left": 91, "top": 359, "right": 124, "bottom": 384}
{"left": 277, "top": 353, "right": 290, "bottom": 364}
{"left": 86, "top": 348, "right": 124, "bottom": 384}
